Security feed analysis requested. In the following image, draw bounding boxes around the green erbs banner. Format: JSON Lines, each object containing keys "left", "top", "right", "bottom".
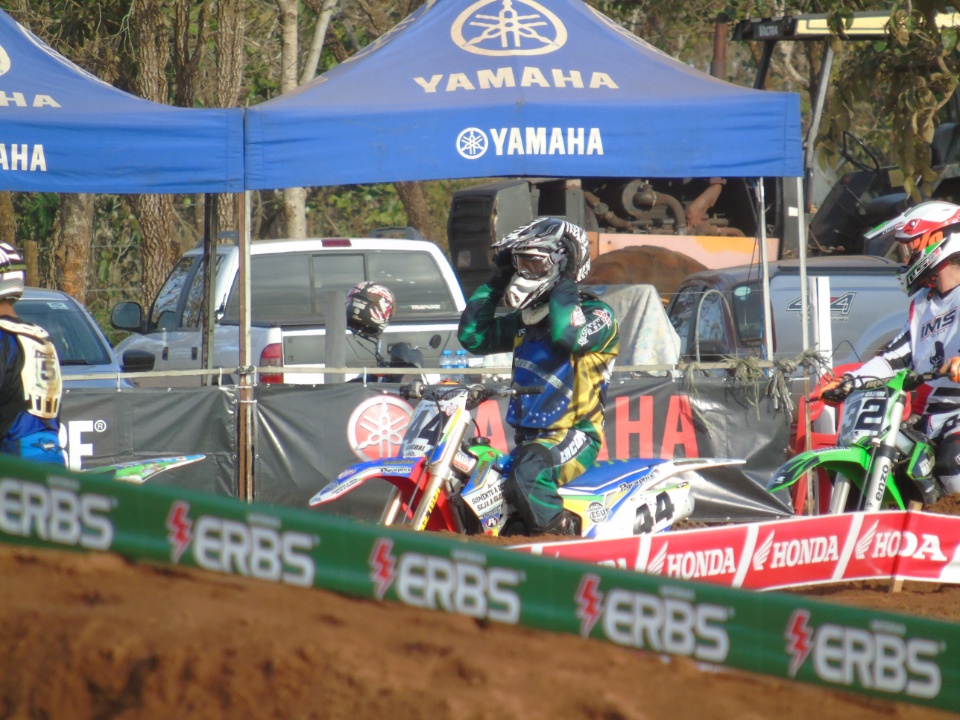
{"left": 0, "top": 455, "right": 957, "bottom": 711}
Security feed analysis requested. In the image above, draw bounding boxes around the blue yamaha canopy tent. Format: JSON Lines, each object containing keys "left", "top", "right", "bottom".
{"left": 0, "top": 9, "right": 243, "bottom": 194}
{"left": 244, "top": 0, "right": 802, "bottom": 189}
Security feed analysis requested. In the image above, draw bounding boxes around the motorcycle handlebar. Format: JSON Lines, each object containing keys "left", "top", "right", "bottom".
{"left": 398, "top": 381, "right": 544, "bottom": 403}
{"left": 817, "top": 370, "right": 947, "bottom": 403}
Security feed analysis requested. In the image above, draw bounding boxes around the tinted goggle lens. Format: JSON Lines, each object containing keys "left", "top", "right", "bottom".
{"left": 514, "top": 254, "right": 552, "bottom": 279}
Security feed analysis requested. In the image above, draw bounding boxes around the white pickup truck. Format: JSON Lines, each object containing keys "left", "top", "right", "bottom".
{"left": 110, "top": 235, "right": 467, "bottom": 385}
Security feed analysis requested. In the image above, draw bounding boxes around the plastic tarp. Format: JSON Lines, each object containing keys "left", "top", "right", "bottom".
{"left": 0, "top": 9, "right": 243, "bottom": 194}
{"left": 244, "top": 0, "right": 803, "bottom": 190}
{"left": 587, "top": 284, "right": 680, "bottom": 368}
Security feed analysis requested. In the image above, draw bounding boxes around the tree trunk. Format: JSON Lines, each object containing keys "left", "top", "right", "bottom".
{"left": 395, "top": 181, "right": 443, "bottom": 247}
{"left": 55, "top": 193, "right": 94, "bottom": 302}
{"left": 215, "top": 0, "right": 245, "bottom": 238}
{"left": 276, "top": 0, "right": 307, "bottom": 238}
{"left": 130, "top": 0, "right": 178, "bottom": 303}
{"left": 133, "top": 194, "right": 178, "bottom": 306}
{"left": 0, "top": 193, "right": 14, "bottom": 245}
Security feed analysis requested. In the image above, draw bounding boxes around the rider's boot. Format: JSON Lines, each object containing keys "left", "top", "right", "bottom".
{"left": 540, "top": 509, "right": 579, "bottom": 537}
{"left": 500, "top": 515, "right": 530, "bottom": 537}
{"left": 914, "top": 475, "right": 943, "bottom": 505}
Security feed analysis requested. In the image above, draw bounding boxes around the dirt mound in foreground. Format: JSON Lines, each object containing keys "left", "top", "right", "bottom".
{"left": 1, "top": 538, "right": 958, "bottom": 720}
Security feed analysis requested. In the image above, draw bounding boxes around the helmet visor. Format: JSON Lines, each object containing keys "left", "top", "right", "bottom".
{"left": 898, "top": 240, "right": 918, "bottom": 265}
{"left": 514, "top": 253, "right": 553, "bottom": 280}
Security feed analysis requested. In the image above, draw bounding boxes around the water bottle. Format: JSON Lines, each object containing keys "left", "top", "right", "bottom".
{"left": 454, "top": 348, "right": 469, "bottom": 383}
{"left": 439, "top": 349, "right": 454, "bottom": 382}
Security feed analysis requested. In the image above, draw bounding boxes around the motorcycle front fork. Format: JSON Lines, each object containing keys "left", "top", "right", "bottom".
{"left": 828, "top": 474, "right": 852, "bottom": 514}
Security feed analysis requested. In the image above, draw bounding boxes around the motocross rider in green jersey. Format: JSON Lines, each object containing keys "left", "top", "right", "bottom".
{"left": 457, "top": 218, "right": 619, "bottom": 536}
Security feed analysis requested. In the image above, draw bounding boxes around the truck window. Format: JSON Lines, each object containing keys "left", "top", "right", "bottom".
{"left": 220, "top": 249, "right": 456, "bottom": 324}
{"left": 182, "top": 255, "right": 225, "bottom": 329}
{"left": 149, "top": 256, "right": 197, "bottom": 331}
{"left": 694, "top": 291, "right": 733, "bottom": 358}
{"left": 730, "top": 282, "right": 763, "bottom": 344}
{"left": 668, "top": 286, "right": 703, "bottom": 355}
{"left": 222, "top": 253, "right": 365, "bottom": 323}
{"left": 368, "top": 251, "right": 456, "bottom": 318}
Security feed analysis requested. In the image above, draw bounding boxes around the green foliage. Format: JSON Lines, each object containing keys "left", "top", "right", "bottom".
{"left": 12, "top": 193, "right": 58, "bottom": 245}
{"left": 824, "top": 1, "right": 960, "bottom": 199}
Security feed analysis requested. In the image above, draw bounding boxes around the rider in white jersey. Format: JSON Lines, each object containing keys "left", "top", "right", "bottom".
{"left": 0, "top": 243, "right": 65, "bottom": 466}
{"left": 822, "top": 201, "right": 960, "bottom": 494}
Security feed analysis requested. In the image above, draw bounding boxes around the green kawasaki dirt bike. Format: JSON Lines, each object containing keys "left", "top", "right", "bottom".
{"left": 767, "top": 369, "right": 945, "bottom": 513}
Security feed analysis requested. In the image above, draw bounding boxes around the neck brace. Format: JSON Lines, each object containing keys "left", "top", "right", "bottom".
{"left": 521, "top": 303, "right": 550, "bottom": 326}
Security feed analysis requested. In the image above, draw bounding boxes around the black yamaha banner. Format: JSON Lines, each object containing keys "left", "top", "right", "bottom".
{"left": 59, "top": 377, "right": 793, "bottom": 521}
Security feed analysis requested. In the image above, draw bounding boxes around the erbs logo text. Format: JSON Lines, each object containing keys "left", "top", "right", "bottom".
{"left": 785, "top": 609, "right": 943, "bottom": 699}
{"left": 0, "top": 476, "right": 113, "bottom": 549}
{"left": 165, "top": 502, "right": 317, "bottom": 587}
{"left": 575, "top": 574, "right": 731, "bottom": 662}
{"left": 369, "top": 538, "right": 521, "bottom": 622}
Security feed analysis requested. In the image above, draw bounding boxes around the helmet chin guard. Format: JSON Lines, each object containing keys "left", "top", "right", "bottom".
{"left": 503, "top": 259, "right": 560, "bottom": 310}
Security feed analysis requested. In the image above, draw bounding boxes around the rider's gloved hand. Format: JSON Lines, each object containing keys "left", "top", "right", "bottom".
{"left": 941, "top": 356, "right": 960, "bottom": 383}
{"left": 558, "top": 237, "right": 579, "bottom": 281}
{"left": 810, "top": 375, "right": 847, "bottom": 407}
{"left": 488, "top": 247, "right": 514, "bottom": 293}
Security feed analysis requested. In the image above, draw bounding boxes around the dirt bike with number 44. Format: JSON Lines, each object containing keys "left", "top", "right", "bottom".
{"left": 309, "top": 380, "right": 744, "bottom": 538}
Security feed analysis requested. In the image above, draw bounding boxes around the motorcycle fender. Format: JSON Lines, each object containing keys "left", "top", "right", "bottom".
{"left": 562, "top": 457, "right": 745, "bottom": 498}
{"left": 85, "top": 454, "right": 206, "bottom": 485}
{"left": 309, "top": 457, "right": 422, "bottom": 506}
{"left": 766, "top": 447, "right": 871, "bottom": 493}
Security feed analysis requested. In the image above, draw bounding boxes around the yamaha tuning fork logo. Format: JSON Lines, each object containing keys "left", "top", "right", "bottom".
{"left": 452, "top": 0, "right": 567, "bottom": 56}
{"left": 0, "top": 44, "right": 10, "bottom": 77}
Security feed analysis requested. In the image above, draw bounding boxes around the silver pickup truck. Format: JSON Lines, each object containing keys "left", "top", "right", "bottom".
{"left": 110, "top": 236, "right": 467, "bottom": 385}
{"left": 665, "top": 255, "right": 908, "bottom": 368}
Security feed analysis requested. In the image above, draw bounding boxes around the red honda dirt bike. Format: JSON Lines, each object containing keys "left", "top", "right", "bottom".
{"left": 310, "top": 380, "right": 743, "bottom": 538}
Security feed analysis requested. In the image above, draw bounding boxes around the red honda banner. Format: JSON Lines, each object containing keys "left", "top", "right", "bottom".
{"left": 516, "top": 510, "right": 960, "bottom": 591}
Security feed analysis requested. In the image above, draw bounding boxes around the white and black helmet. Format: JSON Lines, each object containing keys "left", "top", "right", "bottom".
{"left": 345, "top": 281, "right": 395, "bottom": 341}
{"left": 492, "top": 218, "right": 590, "bottom": 310}
{"left": 0, "top": 243, "right": 25, "bottom": 301}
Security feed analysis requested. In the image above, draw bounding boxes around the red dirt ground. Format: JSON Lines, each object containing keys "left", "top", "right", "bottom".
{"left": 2, "top": 498, "right": 960, "bottom": 719}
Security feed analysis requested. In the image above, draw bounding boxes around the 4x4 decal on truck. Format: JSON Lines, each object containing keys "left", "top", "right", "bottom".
{"left": 786, "top": 291, "right": 856, "bottom": 318}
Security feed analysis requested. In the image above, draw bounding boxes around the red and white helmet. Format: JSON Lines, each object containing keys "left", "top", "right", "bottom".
{"left": 864, "top": 201, "right": 960, "bottom": 293}
{"left": 345, "top": 281, "right": 395, "bottom": 340}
